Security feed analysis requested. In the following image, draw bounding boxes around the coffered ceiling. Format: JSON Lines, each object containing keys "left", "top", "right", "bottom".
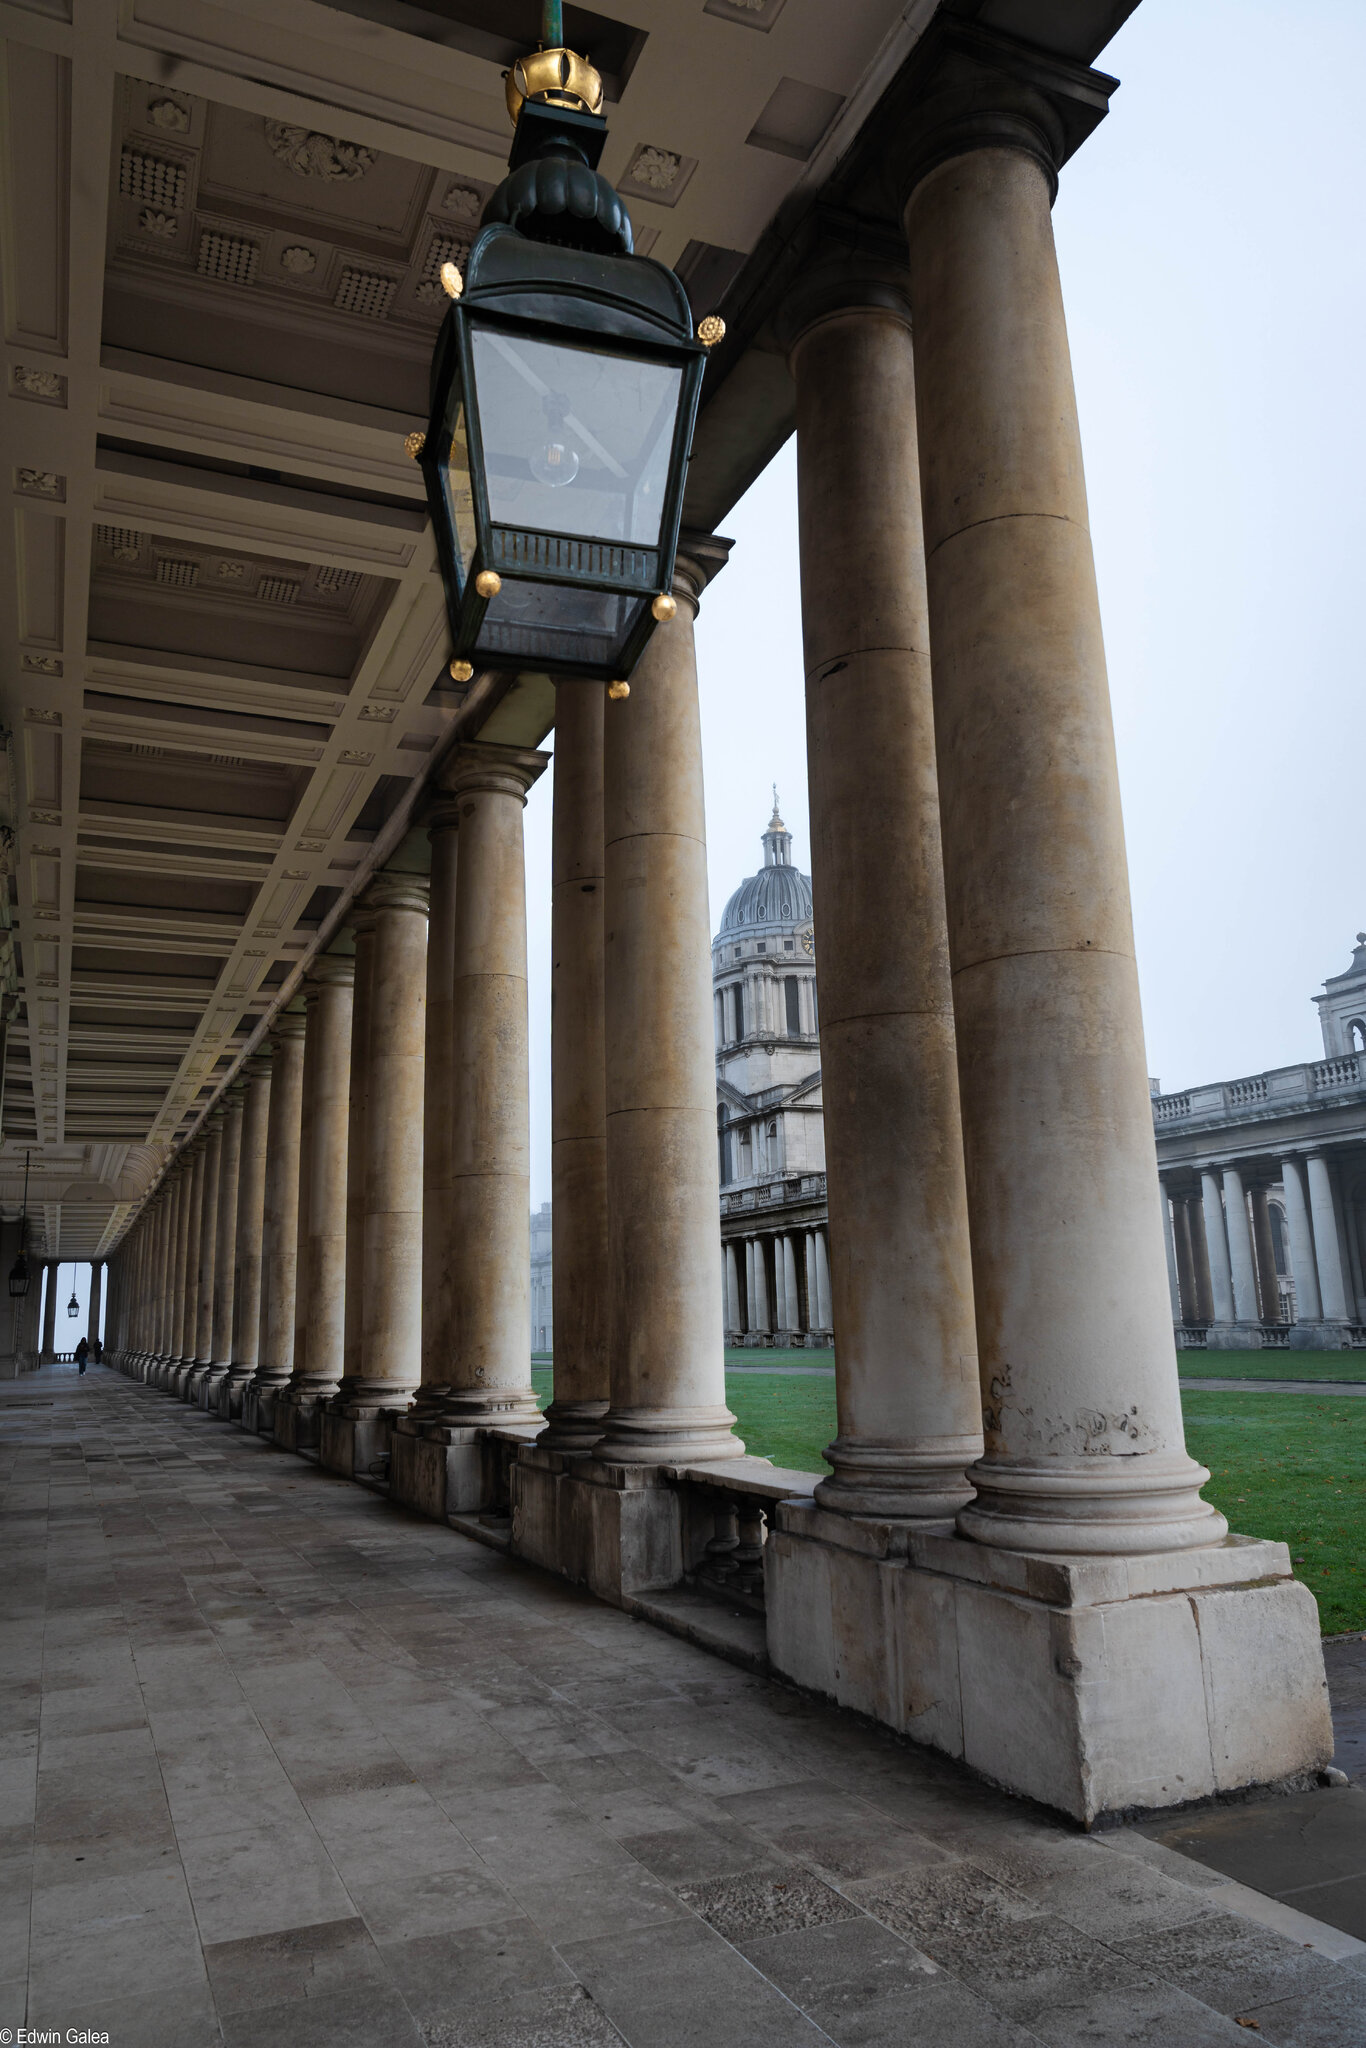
{"left": 0, "top": 0, "right": 1135, "bottom": 1260}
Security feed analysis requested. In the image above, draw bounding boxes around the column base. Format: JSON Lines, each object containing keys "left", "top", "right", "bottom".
{"left": 766, "top": 1506, "right": 1333, "bottom": 1826}
{"left": 198, "top": 1368, "right": 228, "bottom": 1410}
{"left": 242, "top": 1381, "right": 287, "bottom": 1435}
{"left": 432, "top": 1387, "right": 543, "bottom": 1429}
{"left": 955, "top": 1451, "right": 1228, "bottom": 1557}
{"left": 537, "top": 1399, "right": 608, "bottom": 1453}
{"left": 183, "top": 1363, "right": 212, "bottom": 1401}
{"left": 1199, "top": 1321, "right": 1276, "bottom": 1352}
{"left": 216, "top": 1372, "right": 250, "bottom": 1420}
{"left": 1289, "top": 1322, "right": 1364, "bottom": 1351}
{"left": 590, "top": 1403, "right": 746, "bottom": 1467}
{"left": 814, "top": 1433, "right": 981, "bottom": 1526}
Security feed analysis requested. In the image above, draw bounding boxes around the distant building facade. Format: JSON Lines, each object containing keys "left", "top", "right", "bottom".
{"left": 1154, "top": 935, "right": 1366, "bottom": 1349}
{"left": 714, "top": 801, "right": 831, "bottom": 1346}
{"left": 530, "top": 1201, "right": 552, "bottom": 1353}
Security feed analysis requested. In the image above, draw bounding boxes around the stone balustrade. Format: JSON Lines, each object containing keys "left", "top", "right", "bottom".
{"left": 1153, "top": 1054, "right": 1364, "bottom": 1128}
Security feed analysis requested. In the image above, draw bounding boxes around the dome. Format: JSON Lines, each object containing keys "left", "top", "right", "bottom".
{"left": 717, "top": 793, "right": 813, "bottom": 938}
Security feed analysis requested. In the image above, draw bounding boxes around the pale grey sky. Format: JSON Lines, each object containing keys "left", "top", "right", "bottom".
{"left": 525, "top": 0, "right": 1366, "bottom": 1205}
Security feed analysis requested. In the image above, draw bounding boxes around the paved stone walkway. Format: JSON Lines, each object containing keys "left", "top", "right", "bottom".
{"left": 1178, "top": 1379, "right": 1366, "bottom": 1397}
{"left": 4, "top": 1364, "right": 1365, "bottom": 2047}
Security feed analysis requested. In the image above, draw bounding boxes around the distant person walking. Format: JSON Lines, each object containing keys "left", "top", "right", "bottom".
{"left": 74, "top": 1335, "right": 89, "bottom": 1374}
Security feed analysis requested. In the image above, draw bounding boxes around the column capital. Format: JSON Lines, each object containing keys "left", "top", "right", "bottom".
{"left": 424, "top": 796, "right": 463, "bottom": 838}
{"left": 436, "top": 741, "right": 549, "bottom": 806}
{"left": 672, "top": 530, "right": 733, "bottom": 616}
{"left": 361, "top": 872, "right": 430, "bottom": 917}
{"left": 268, "top": 1008, "right": 308, "bottom": 1048}
{"left": 305, "top": 954, "right": 356, "bottom": 991}
{"left": 772, "top": 207, "right": 911, "bottom": 360}
{"left": 205, "top": 1103, "right": 226, "bottom": 1130}
{"left": 887, "top": 19, "right": 1118, "bottom": 208}
{"left": 243, "top": 1052, "right": 272, "bottom": 1082}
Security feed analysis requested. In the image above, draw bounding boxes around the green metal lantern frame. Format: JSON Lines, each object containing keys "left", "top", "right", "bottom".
{"left": 416, "top": 221, "right": 709, "bottom": 683}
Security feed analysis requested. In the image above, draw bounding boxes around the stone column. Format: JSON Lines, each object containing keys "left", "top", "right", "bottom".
{"left": 788, "top": 289, "right": 981, "bottom": 1516}
{"left": 1280, "top": 1157, "right": 1322, "bottom": 1324}
{"left": 222, "top": 1060, "right": 270, "bottom": 1413}
{"left": 1306, "top": 1155, "right": 1351, "bottom": 1323}
{"left": 1187, "top": 1194, "right": 1215, "bottom": 1325}
{"left": 250, "top": 1012, "right": 306, "bottom": 1425}
{"left": 751, "top": 1238, "right": 770, "bottom": 1337}
{"left": 174, "top": 1146, "right": 205, "bottom": 1382}
{"left": 186, "top": 1111, "right": 223, "bottom": 1393}
{"left": 1158, "top": 1186, "right": 1181, "bottom": 1323}
{"left": 1250, "top": 1187, "right": 1281, "bottom": 1323}
{"left": 1222, "top": 1167, "right": 1260, "bottom": 1324}
{"left": 1200, "top": 1171, "right": 1236, "bottom": 1327}
{"left": 40, "top": 1261, "right": 58, "bottom": 1361}
{"left": 814, "top": 1229, "right": 833, "bottom": 1334}
{"left": 412, "top": 807, "right": 459, "bottom": 1424}
{"left": 429, "top": 748, "right": 542, "bottom": 1428}
{"left": 782, "top": 1235, "right": 801, "bottom": 1342}
{"left": 203, "top": 1082, "right": 244, "bottom": 1405}
{"left": 333, "top": 913, "right": 376, "bottom": 1414}
{"left": 1172, "top": 1197, "right": 1199, "bottom": 1325}
{"left": 543, "top": 684, "right": 610, "bottom": 1449}
{"left": 87, "top": 1262, "right": 103, "bottom": 1352}
{"left": 904, "top": 117, "right": 1220, "bottom": 1551}
{"left": 347, "top": 876, "right": 428, "bottom": 1412}
{"left": 595, "top": 543, "right": 741, "bottom": 1462}
{"left": 278, "top": 961, "right": 354, "bottom": 1445}
{"left": 1345, "top": 1196, "right": 1366, "bottom": 1323}
{"left": 724, "top": 1242, "right": 742, "bottom": 1336}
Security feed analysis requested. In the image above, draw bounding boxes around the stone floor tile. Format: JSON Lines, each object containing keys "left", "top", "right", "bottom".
{"left": 798, "top": 1974, "right": 1043, "bottom": 2048}
{"left": 1115, "top": 1911, "right": 1351, "bottom": 2017}
{"left": 380, "top": 1913, "right": 575, "bottom": 2022}
{"left": 28, "top": 1864, "right": 205, "bottom": 2008}
{"left": 57, "top": 1982, "right": 225, "bottom": 2046}
{"left": 203, "top": 1912, "right": 390, "bottom": 2014}
{"left": 1024, "top": 1853, "right": 1216, "bottom": 1940}
{"left": 676, "top": 1867, "right": 859, "bottom": 1941}
{"left": 511, "top": 1863, "right": 693, "bottom": 1946}
{"left": 738, "top": 1912, "right": 938, "bottom": 2017}
{"left": 349, "top": 1862, "right": 516, "bottom": 1944}
{"left": 616, "top": 1820, "right": 788, "bottom": 1886}
{"left": 559, "top": 1917, "right": 831, "bottom": 2047}
{"left": 439, "top": 1784, "right": 634, "bottom": 1886}
{"left": 1244, "top": 1973, "right": 1366, "bottom": 2045}
{"left": 414, "top": 1982, "right": 627, "bottom": 2048}
{"left": 988, "top": 1980, "right": 1248, "bottom": 2046}
{"left": 219, "top": 1979, "right": 426, "bottom": 2047}
{"left": 177, "top": 1816, "right": 356, "bottom": 1944}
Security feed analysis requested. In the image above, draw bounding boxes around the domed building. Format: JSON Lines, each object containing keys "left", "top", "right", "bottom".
{"left": 714, "top": 799, "right": 832, "bottom": 1346}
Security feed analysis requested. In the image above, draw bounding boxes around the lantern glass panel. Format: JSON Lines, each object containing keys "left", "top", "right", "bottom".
{"left": 467, "top": 328, "right": 682, "bottom": 549}
{"left": 477, "top": 575, "right": 648, "bottom": 671}
{"left": 440, "top": 399, "right": 478, "bottom": 588}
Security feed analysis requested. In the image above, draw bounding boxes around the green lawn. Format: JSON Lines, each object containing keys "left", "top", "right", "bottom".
{"left": 529, "top": 1359, "right": 1366, "bottom": 1633}
{"left": 1178, "top": 1350, "right": 1366, "bottom": 1382}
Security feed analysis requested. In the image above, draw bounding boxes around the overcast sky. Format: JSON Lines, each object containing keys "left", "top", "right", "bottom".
{"left": 523, "top": 0, "right": 1366, "bottom": 1206}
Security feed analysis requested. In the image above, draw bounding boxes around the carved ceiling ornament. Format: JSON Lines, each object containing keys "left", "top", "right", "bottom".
{"left": 441, "top": 183, "right": 482, "bottom": 221}
{"left": 16, "top": 470, "right": 63, "bottom": 498}
{"left": 280, "top": 245, "right": 318, "bottom": 276}
{"left": 139, "top": 209, "right": 179, "bottom": 239}
{"left": 626, "top": 145, "right": 682, "bottom": 191}
{"left": 148, "top": 96, "right": 190, "bottom": 132}
{"left": 264, "top": 121, "right": 376, "bottom": 183}
{"left": 12, "top": 365, "right": 65, "bottom": 403}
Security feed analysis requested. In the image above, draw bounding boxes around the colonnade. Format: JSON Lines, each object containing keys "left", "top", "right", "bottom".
{"left": 1165, "top": 1152, "right": 1366, "bottom": 1338}
{"left": 723, "top": 1227, "right": 831, "bottom": 1344}
{"left": 98, "top": 25, "right": 1329, "bottom": 1822}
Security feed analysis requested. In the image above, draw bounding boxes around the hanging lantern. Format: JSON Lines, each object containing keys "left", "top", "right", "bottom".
{"left": 67, "top": 1282, "right": 80, "bottom": 1318}
{"left": 8, "top": 1149, "right": 31, "bottom": 1298}
{"left": 411, "top": 13, "right": 720, "bottom": 684}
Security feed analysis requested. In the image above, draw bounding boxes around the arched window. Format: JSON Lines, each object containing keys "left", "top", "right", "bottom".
{"left": 1351, "top": 1019, "right": 1366, "bottom": 1053}
{"left": 784, "top": 978, "right": 801, "bottom": 1035}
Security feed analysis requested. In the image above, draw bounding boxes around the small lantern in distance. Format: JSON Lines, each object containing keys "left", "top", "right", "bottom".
{"left": 412, "top": 9, "right": 720, "bottom": 684}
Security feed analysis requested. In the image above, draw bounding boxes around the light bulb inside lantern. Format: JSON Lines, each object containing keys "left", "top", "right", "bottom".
{"left": 530, "top": 393, "right": 579, "bottom": 489}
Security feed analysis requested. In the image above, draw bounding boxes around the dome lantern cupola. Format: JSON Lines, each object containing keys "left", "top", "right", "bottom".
{"left": 762, "top": 786, "right": 793, "bottom": 869}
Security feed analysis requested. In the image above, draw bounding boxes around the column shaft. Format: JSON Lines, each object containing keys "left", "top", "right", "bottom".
{"left": 1200, "top": 1172, "right": 1236, "bottom": 1325}
{"left": 543, "top": 684, "right": 610, "bottom": 1449}
{"left": 337, "top": 916, "right": 376, "bottom": 1406}
{"left": 1222, "top": 1167, "right": 1260, "bottom": 1323}
{"left": 254, "top": 1015, "right": 306, "bottom": 1389}
{"left": 791, "top": 297, "right": 981, "bottom": 1518}
{"left": 1280, "top": 1158, "right": 1322, "bottom": 1322}
{"left": 437, "top": 751, "right": 541, "bottom": 1426}
{"left": 208, "top": 1084, "right": 244, "bottom": 1380}
{"left": 595, "top": 546, "right": 741, "bottom": 1463}
{"left": 1250, "top": 1187, "right": 1281, "bottom": 1323}
{"left": 285, "top": 961, "right": 354, "bottom": 1403}
{"left": 415, "top": 813, "right": 459, "bottom": 1419}
{"left": 1173, "top": 1198, "right": 1199, "bottom": 1324}
{"left": 1307, "top": 1156, "right": 1351, "bottom": 1322}
{"left": 228, "top": 1057, "right": 271, "bottom": 1387}
{"left": 351, "top": 878, "right": 428, "bottom": 1409}
{"left": 192, "top": 1115, "right": 223, "bottom": 1372}
{"left": 906, "top": 141, "right": 1219, "bottom": 1552}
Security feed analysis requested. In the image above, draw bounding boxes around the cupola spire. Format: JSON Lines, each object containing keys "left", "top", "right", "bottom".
{"left": 762, "top": 786, "right": 792, "bottom": 867}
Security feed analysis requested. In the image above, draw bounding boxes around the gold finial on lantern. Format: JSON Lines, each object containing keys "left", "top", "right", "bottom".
{"left": 404, "top": 431, "right": 426, "bottom": 460}
{"left": 440, "top": 261, "right": 463, "bottom": 299}
{"left": 697, "top": 316, "right": 726, "bottom": 348}
{"left": 608, "top": 680, "right": 630, "bottom": 700}
{"left": 450, "top": 659, "right": 474, "bottom": 682}
{"left": 651, "top": 593, "right": 677, "bottom": 622}
{"left": 475, "top": 570, "right": 501, "bottom": 598}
